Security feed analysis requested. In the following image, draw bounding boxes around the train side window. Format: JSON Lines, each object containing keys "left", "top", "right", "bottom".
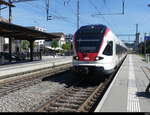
{"left": 103, "top": 41, "right": 113, "bottom": 56}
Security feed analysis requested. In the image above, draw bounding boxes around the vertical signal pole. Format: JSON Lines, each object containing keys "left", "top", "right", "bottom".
{"left": 77, "top": 0, "right": 79, "bottom": 29}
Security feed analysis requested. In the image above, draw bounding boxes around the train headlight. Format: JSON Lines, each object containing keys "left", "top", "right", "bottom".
{"left": 95, "top": 56, "right": 104, "bottom": 61}
{"left": 73, "top": 56, "right": 79, "bottom": 60}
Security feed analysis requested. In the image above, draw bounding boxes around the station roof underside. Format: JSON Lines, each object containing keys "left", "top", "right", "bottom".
{"left": 0, "top": 21, "right": 59, "bottom": 41}
{"left": 0, "top": 0, "right": 15, "bottom": 7}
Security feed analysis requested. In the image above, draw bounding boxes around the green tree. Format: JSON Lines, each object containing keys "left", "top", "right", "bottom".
{"left": 146, "top": 40, "right": 150, "bottom": 53}
{"left": 62, "top": 42, "right": 71, "bottom": 51}
{"left": 138, "top": 42, "right": 144, "bottom": 54}
{"left": 21, "top": 40, "right": 29, "bottom": 50}
{"left": 51, "top": 40, "right": 58, "bottom": 48}
{"left": 139, "top": 41, "right": 150, "bottom": 54}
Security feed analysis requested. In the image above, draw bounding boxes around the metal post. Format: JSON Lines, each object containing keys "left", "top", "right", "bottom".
{"left": 135, "top": 24, "right": 139, "bottom": 53}
{"left": 8, "top": 0, "right": 12, "bottom": 63}
{"left": 122, "top": 0, "right": 125, "bottom": 14}
{"left": 9, "top": 0, "right": 12, "bottom": 23}
{"left": 144, "top": 33, "right": 147, "bottom": 58}
{"left": 46, "top": 0, "right": 49, "bottom": 20}
{"left": 77, "top": 0, "right": 79, "bottom": 29}
{"left": 29, "top": 40, "right": 34, "bottom": 61}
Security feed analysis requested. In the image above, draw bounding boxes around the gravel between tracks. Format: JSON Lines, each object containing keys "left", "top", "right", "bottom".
{"left": 0, "top": 75, "right": 72, "bottom": 112}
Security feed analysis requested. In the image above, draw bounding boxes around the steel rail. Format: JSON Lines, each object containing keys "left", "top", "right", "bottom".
{"left": 0, "top": 63, "right": 71, "bottom": 97}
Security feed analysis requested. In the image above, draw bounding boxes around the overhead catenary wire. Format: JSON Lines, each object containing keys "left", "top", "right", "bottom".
{"left": 101, "top": 0, "right": 121, "bottom": 33}
{"left": 45, "top": 0, "right": 76, "bottom": 27}
{"left": 88, "top": 0, "right": 131, "bottom": 43}
{"left": 63, "top": 0, "right": 91, "bottom": 26}
{"left": 88, "top": 0, "right": 115, "bottom": 30}
{"left": 15, "top": 0, "right": 91, "bottom": 29}
{"left": 21, "top": 0, "right": 76, "bottom": 27}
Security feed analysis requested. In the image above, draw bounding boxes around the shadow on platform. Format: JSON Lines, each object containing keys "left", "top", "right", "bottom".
{"left": 136, "top": 92, "right": 150, "bottom": 98}
{"left": 141, "top": 59, "right": 146, "bottom": 62}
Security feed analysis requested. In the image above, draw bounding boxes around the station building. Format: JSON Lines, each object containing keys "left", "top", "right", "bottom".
{"left": 0, "top": 20, "right": 59, "bottom": 64}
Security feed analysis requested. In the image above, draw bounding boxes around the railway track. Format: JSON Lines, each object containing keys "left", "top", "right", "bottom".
{"left": 0, "top": 57, "right": 126, "bottom": 112}
{"left": 34, "top": 57, "right": 126, "bottom": 112}
{"left": 0, "top": 63, "right": 71, "bottom": 97}
{"left": 34, "top": 73, "right": 114, "bottom": 112}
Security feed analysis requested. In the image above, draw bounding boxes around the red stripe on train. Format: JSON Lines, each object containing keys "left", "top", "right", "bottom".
{"left": 77, "top": 52, "right": 98, "bottom": 61}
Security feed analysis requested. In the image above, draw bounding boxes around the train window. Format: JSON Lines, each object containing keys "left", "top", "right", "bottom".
{"left": 75, "top": 25, "right": 107, "bottom": 53}
{"left": 103, "top": 41, "right": 113, "bottom": 56}
{"left": 116, "top": 44, "right": 127, "bottom": 55}
{"left": 75, "top": 34, "right": 104, "bottom": 53}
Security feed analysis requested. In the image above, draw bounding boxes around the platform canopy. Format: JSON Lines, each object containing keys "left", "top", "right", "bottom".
{"left": 0, "top": 21, "right": 59, "bottom": 41}
{"left": 0, "top": 0, "right": 15, "bottom": 7}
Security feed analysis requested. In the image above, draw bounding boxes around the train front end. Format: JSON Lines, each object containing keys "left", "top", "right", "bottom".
{"left": 72, "top": 25, "right": 108, "bottom": 75}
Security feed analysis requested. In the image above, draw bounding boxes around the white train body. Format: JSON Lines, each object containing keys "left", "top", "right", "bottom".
{"left": 72, "top": 24, "right": 128, "bottom": 75}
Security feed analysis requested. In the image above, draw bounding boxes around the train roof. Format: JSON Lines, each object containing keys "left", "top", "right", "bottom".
{"left": 80, "top": 24, "right": 107, "bottom": 28}
{"left": 76, "top": 24, "right": 107, "bottom": 34}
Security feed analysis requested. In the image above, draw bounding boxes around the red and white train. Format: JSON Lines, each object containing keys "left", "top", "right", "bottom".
{"left": 72, "top": 24, "right": 128, "bottom": 75}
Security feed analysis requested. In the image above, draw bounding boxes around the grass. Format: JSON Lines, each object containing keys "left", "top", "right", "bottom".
{"left": 139, "top": 54, "right": 145, "bottom": 58}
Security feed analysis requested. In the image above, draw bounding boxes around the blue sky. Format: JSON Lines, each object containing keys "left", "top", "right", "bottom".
{"left": 1, "top": 0, "right": 150, "bottom": 43}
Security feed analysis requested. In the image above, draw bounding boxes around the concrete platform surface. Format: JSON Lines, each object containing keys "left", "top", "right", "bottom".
{"left": 0, "top": 56, "right": 72, "bottom": 78}
{"left": 95, "top": 54, "right": 150, "bottom": 112}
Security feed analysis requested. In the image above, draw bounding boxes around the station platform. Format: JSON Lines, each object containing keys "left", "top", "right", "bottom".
{"left": 95, "top": 54, "right": 150, "bottom": 112}
{"left": 0, "top": 56, "right": 72, "bottom": 80}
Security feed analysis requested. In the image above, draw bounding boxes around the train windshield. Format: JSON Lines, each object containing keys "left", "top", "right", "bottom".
{"left": 75, "top": 25, "right": 106, "bottom": 53}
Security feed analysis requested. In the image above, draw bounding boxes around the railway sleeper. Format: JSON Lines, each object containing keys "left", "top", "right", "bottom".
{"left": 50, "top": 103, "right": 79, "bottom": 110}
{"left": 46, "top": 106, "right": 77, "bottom": 112}
{"left": 58, "top": 99, "right": 83, "bottom": 105}
{"left": 71, "top": 89, "right": 93, "bottom": 93}
{"left": 56, "top": 100, "right": 81, "bottom": 108}
{"left": 64, "top": 94, "right": 88, "bottom": 98}
{"left": 60, "top": 96, "right": 86, "bottom": 102}
{"left": 76, "top": 92, "right": 93, "bottom": 96}
{"left": 67, "top": 89, "right": 81, "bottom": 92}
